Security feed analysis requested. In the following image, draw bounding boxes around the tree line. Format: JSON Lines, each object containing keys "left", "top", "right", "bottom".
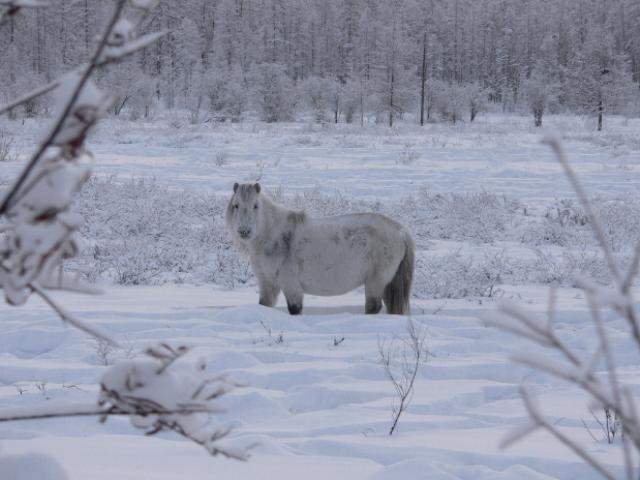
{"left": 1, "top": 0, "right": 638, "bottom": 128}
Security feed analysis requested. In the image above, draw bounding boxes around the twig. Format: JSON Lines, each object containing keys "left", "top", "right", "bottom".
{"left": 0, "top": 404, "right": 213, "bottom": 423}
{"left": 0, "top": 0, "right": 127, "bottom": 215}
{"left": 30, "top": 281, "right": 119, "bottom": 347}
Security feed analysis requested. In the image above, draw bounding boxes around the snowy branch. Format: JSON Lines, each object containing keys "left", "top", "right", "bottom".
{"left": 0, "top": 344, "right": 248, "bottom": 460}
{"left": 492, "top": 138, "right": 640, "bottom": 479}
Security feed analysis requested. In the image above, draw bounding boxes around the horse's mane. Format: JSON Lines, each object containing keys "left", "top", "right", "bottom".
{"left": 262, "top": 193, "right": 307, "bottom": 226}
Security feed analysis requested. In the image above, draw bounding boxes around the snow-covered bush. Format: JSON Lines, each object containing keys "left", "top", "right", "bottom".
{"left": 530, "top": 249, "right": 610, "bottom": 286}
{"left": 413, "top": 251, "right": 503, "bottom": 299}
{"left": 98, "top": 343, "right": 246, "bottom": 458}
{"left": 61, "top": 178, "right": 632, "bottom": 297}
{"left": 409, "top": 188, "right": 520, "bottom": 243}
{"left": 0, "top": 343, "right": 246, "bottom": 459}
{"left": 73, "top": 177, "right": 247, "bottom": 287}
{"left": 523, "top": 197, "right": 640, "bottom": 254}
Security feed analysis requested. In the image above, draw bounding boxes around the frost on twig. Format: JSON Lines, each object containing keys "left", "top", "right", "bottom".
{"left": 0, "top": 344, "right": 248, "bottom": 460}
{"left": 98, "top": 344, "right": 248, "bottom": 459}
{"left": 378, "top": 318, "right": 428, "bottom": 435}
{"left": 491, "top": 138, "right": 640, "bottom": 480}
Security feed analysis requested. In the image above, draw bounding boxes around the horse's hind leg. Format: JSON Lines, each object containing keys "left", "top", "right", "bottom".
{"left": 258, "top": 278, "right": 281, "bottom": 308}
{"left": 365, "top": 297, "right": 382, "bottom": 314}
{"left": 284, "top": 290, "right": 304, "bottom": 315}
{"left": 365, "top": 279, "right": 384, "bottom": 314}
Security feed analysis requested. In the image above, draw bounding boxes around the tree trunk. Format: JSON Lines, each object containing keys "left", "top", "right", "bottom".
{"left": 420, "top": 31, "right": 427, "bottom": 126}
{"left": 389, "top": 65, "right": 394, "bottom": 127}
{"left": 597, "top": 96, "right": 603, "bottom": 131}
{"left": 534, "top": 108, "right": 543, "bottom": 127}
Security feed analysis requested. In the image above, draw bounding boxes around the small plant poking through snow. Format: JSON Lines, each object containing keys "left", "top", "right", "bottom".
{"left": 93, "top": 338, "right": 115, "bottom": 366}
{"left": 0, "top": 130, "right": 17, "bottom": 162}
{"left": 378, "top": 318, "right": 428, "bottom": 435}
{"left": 396, "top": 143, "right": 419, "bottom": 165}
{"left": 582, "top": 407, "right": 620, "bottom": 445}
{"left": 214, "top": 151, "right": 229, "bottom": 167}
{"left": 257, "top": 319, "right": 284, "bottom": 346}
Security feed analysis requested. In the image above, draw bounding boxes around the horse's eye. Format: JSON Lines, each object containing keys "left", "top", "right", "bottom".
{"left": 253, "top": 204, "right": 258, "bottom": 210}
{"left": 233, "top": 204, "right": 239, "bottom": 209}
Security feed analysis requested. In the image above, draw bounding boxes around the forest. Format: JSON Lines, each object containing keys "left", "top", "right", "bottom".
{"left": 1, "top": 0, "right": 639, "bottom": 127}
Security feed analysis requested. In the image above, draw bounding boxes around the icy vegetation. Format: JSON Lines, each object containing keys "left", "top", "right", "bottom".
{"left": 64, "top": 172, "right": 634, "bottom": 299}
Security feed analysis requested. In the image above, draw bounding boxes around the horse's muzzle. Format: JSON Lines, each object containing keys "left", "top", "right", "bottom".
{"left": 238, "top": 228, "right": 252, "bottom": 239}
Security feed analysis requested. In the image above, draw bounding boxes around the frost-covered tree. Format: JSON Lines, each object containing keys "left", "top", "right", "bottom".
{"left": 253, "top": 63, "right": 295, "bottom": 123}
{"left": 466, "top": 82, "right": 487, "bottom": 122}
{"left": 1, "top": 0, "right": 640, "bottom": 122}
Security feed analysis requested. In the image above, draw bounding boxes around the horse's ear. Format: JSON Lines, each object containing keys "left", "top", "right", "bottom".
{"left": 254, "top": 183, "right": 261, "bottom": 194}
{"left": 233, "top": 182, "right": 239, "bottom": 193}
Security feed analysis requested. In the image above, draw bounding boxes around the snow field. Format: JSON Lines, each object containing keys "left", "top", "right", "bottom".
{"left": 1, "top": 285, "right": 638, "bottom": 479}
{"left": 1, "top": 114, "right": 640, "bottom": 478}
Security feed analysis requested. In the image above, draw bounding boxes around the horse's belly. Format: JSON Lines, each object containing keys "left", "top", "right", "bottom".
{"left": 294, "top": 249, "right": 367, "bottom": 296}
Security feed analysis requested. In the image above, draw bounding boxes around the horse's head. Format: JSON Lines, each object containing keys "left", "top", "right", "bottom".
{"left": 226, "top": 182, "right": 263, "bottom": 242}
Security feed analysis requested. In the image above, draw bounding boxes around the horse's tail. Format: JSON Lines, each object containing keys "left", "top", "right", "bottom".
{"left": 383, "top": 231, "right": 414, "bottom": 315}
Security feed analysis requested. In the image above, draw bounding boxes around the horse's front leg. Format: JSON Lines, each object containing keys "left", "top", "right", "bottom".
{"left": 284, "top": 290, "right": 304, "bottom": 315}
{"left": 258, "top": 278, "right": 281, "bottom": 308}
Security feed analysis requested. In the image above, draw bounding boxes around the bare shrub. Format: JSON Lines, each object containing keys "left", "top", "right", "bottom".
{"left": 214, "top": 151, "right": 229, "bottom": 167}
{"left": 396, "top": 143, "right": 419, "bottom": 165}
{"left": 378, "top": 319, "right": 428, "bottom": 435}
{"left": 93, "top": 338, "right": 115, "bottom": 366}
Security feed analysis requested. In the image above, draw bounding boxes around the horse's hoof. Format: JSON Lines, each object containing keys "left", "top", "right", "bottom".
{"left": 287, "top": 303, "right": 302, "bottom": 315}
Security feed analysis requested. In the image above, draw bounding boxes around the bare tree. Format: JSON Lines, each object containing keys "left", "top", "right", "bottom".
{"left": 419, "top": 30, "right": 427, "bottom": 126}
{"left": 378, "top": 318, "right": 428, "bottom": 435}
{"left": 490, "top": 137, "right": 640, "bottom": 480}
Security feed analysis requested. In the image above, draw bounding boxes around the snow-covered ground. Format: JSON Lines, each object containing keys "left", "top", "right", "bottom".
{"left": 1, "top": 114, "right": 640, "bottom": 479}
{"left": 1, "top": 285, "right": 637, "bottom": 479}
{"left": 2, "top": 113, "right": 640, "bottom": 202}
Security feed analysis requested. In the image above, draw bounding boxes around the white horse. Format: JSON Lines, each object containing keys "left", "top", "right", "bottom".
{"left": 226, "top": 183, "right": 414, "bottom": 315}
